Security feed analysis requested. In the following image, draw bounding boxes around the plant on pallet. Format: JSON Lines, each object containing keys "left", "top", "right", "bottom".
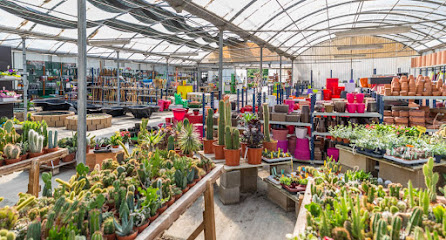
{"left": 224, "top": 126, "right": 240, "bottom": 166}
{"left": 203, "top": 108, "right": 215, "bottom": 154}
{"left": 213, "top": 100, "right": 226, "bottom": 160}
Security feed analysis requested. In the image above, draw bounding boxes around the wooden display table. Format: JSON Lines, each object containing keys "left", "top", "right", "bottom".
{"left": 336, "top": 145, "right": 446, "bottom": 188}
{"left": 263, "top": 177, "right": 303, "bottom": 215}
{"left": 0, "top": 148, "right": 68, "bottom": 197}
{"left": 85, "top": 149, "right": 124, "bottom": 170}
{"left": 136, "top": 165, "right": 223, "bottom": 240}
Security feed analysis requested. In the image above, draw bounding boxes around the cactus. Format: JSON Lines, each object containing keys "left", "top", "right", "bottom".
{"left": 26, "top": 220, "right": 41, "bottom": 240}
{"left": 3, "top": 144, "right": 13, "bottom": 157}
{"left": 232, "top": 128, "right": 240, "bottom": 149}
{"left": 3, "top": 120, "right": 13, "bottom": 133}
{"left": 29, "top": 130, "right": 44, "bottom": 153}
{"left": 42, "top": 120, "right": 48, "bottom": 147}
{"left": 374, "top": 219, "right": 388, "bottom": 240}
{"left": 320, "top": 210, "right": 331, "bottom": 238}
{"left": 91, "top": 231, "right": 103, "bottom": 240}
{"left": 262, "top": 103, "right": 271, "bottom": 142}
{"left": 3, "top": 144, "right": 20, "bottom": 160}
{"left": 0, "top": 206, "right": 18, "bottom": 230}
{"left": 114, "top": 202, "right": 133, "bottom": 237}
{"left": 6, "top": 231, "right": 15, "bottom": 240}
{"left": 414, "top": 226, "right": 425, "bottom": 240}
{"left": 419, "top": 189, "right": 430, "bottom": 214}
{"left": 408, "top": 180, "right": 415, "bottom": 208}
{"left": 126, "top": 190, "right": 134, "bottom": 211}
{"left": 423, "top": 158, "right": 439, "bottom": 202}
{"left": 218, "top": 100, "right": 225, "bottom": 145}
{"left": 89, "top": 209, "right": 101, "bottom": 235}
{"left": 371, "top": 212, "right": 382, "bottom": 233}
{"left": 224, "top": 126, "right": 232, "bottom": 149}
{"left": 15, "top": 196, "right": 35, "bottom": 211}
{"left": 390, "top": 216, "right": 402, "bottom": 240}
{"left": 225, "top": 99, "right": 231, "bottom": 128}
{"left": 103, "top": 218, "right": 115, "bottom": 235}
{"left": 42, "top": 172, "right": 52, "bottom": 197}
{"left": 350, "top": 195, "right": 366, "bottom": 240}
{"left": 47, "top": 130, "right": 58, "bottom": 149}
{"left": 167, "top": 135, "right": 175, "bottom": 151}
{"left": 389, "top": 183, "right": 402, "bottom": 199}
{"left": 206, "top": 108, "right": 214, "bottom": 140}
{"left": 331, "top": 227, "right": 351, "bottom": 240}
{"left": 407, "top": 207, "right": 423, "bottom": 234}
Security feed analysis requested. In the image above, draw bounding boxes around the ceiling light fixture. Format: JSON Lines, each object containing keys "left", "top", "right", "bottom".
{"left": 337, "top": 44, "right": 383, "bottom": 51}
{"left": 88, "top": 39, "right": 131, "bottom": 46}
{"left": 335, "top": 26, "right": 411, "bottom": 37}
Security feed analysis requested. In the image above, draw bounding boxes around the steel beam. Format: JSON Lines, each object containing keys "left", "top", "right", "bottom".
{"left": 218, "top": 29, "right": 223, "bottom": 94}
{"left": 117, "top": 51, "right": 121, "bottom": 105}
{"left": 22, "top": 38, "right": 28, "bottom": 119}
{"left": 77, "top": 0, "right": 87, "bottom": 165}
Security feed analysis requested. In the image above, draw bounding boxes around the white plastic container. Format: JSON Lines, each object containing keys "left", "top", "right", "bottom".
{"left": 295, "top": 127, "right": 308, "bottom": 138}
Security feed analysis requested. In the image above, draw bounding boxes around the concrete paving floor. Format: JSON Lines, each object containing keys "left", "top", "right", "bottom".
{"left": 0, "top": 110, "right": 296, "bottom": 240}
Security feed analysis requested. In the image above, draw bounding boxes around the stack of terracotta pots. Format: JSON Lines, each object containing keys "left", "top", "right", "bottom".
{"left": 411, "top": 51, "right": 446, "bottom": 68}
{"left": 388, "top": 75, "right": 446, "bottom": 96}
{"left": 409, "top": 109, "right": 426, "bottom": 127}
{"left": 390, "top": 77, "right": 400, "bottom": 96}
{"left": 400, "top": 75, "right": 409, "bottom": 96}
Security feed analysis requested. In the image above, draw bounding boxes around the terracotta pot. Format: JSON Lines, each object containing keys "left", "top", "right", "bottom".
{"left": 287, "top": 136, "right": 297, "bottom": 154}
{"left": 46, "top": 147, "right": 59, "bottom": 153}
{"left": 203, "top": 139, "right": 215, "bottom": 154}
{"left": 148, "top": 213, "right": 159, "bottom": 222}
{"left": 173, "top": 193, "right": 182, "bottom": 201}
{"left": 181, "top": 186, "right": 190, "bottom": 194}
{"left": 137, "top": 221, "right": 150, "bottom": 233}
{"left": 86, "top": 146, "right": 90, "bottom": 154}
{"left": 343, "top": 138, "right": 350, "bottom": 144}
{"left": 0, "top": 159, "right": 3, "bottom": 166}
{"left": 241, "top": 142, "right": 247, "bottom": 158}
{"left": 112, "top": 145, "right": 119, "bottom": 148}
{"left": 20, "top": 153, "right": 28, "bottom": 161}
{"left": 213, "top": 143, "right": 225, "bottom": 160}
{"left": 45, "top": 158, "right": 60, "bottom": 167}
{"left": 157, "top": 204, "right": 167, "bottom": 214}
{"left": 336, "top": 137, "right": 342, "bottom": 142}
{"left": 271, "top": 128, "right": 288, "bottom": 141}
{"left": 28, "top": 152, "right": 44, "bottom": 158}
{"left": 224, "top": 148, "right": 240, "bottom": 166}
{"left": 167, "top": 197, "right": 175, "bottom": 207}
{"left": 263, "top": 141, "right": 277, "bottom": 151}
{"left": 5, "top": 158, "right": 20, "bottom": 165}
{"left": 62, "top": 152, "right": 75, "bottom": 162}
{"left": 187, "top": 182, "right": 196, "bottom": 189}
{"left": 116, "top": 231, "right": 137, "bottom": 240}
{"left": 247, "top": 147, "right": 262, "bottom": 165}
{"left": 104, "top": 233, "right": 116, "bottom": 240}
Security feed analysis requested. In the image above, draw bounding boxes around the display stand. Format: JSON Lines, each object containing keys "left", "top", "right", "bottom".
{"left": 136, "top": 165, "right": 223, "bottom": 240}
{"left": 0, "top": 148, "right": 68, "bottom": 197}
{"left": 263, "top": 177, "right": 302, "bottom": 215}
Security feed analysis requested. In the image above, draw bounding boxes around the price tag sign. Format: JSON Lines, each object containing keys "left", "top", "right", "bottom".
{"left": 417, "top": 126, "right": 426, "bottom": 138}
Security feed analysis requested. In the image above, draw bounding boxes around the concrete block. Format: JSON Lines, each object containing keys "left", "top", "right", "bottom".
{"left": 218, "top": 184, "right": 240, "bottom": 205}
{"left": 220, "top": 170, "right": 241, "bottom": 188}
{"left": 240, "top": 168, "right": 258, "bottom": 193}
{"left": 267, "top": 184, "right": 295, "bottom": 212}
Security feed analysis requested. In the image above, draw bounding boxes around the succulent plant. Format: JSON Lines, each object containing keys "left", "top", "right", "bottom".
{"left": 89, "top": 209, "right": 101, "bottom": 235}
{"left": 217, "top": 100, "right": 225, "bottom": 145}
{"left": 3, "top": 144, "right": 20, "bottom": 160}
{"left": 90, "top": 231, "right": 103, "bottom": 240}
{"left": 42, "top": 172, "right": 52, "bottom": 198}
{"left": 103, "top": 218, "right": 115, "bottom": 235}
{"left": 167, "top": 135, "right": 175, "bottom": 151}
{"left": 206, "top": 108, "right": 214, "bottom": 140}
{"left": 29, "top": 130, "right": 44, "bottom": 153}
{"left": 48, "top": 130, "right": 58, "bottom": 149}
{"left": 262, "top": 103, "right": 271, "bottom": 142}
{"left": 423, "top": 158, "right": 439, "bottom": 202}
{"left": 114, "top": 201, "right": 134, "bottom": 237}
{"left": 26, "top": 220, "right": 41, "bottom": 240}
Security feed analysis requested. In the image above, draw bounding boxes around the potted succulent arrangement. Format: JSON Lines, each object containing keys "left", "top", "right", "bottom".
{"left": 262, "top": 104, "right": 278, "bottom": 151}
{"left": 111, "top": 132, "right": 123, "bottom": 148}
{"left": 213, "top": 100, "right": 226, "bottom": 160}
{"left": 28, "top": 129, "right": 44, "bottom": 158}
{"left": 224, "top": 126, "right": 241, "bottom": 166}
{"left": 3, "top": 143, "right": 21, "bottom": 165}
{"left": 58, "top": 134, "right": 77, "bottom": 162}
{"left": 203, "top": 108, "right": 215, "bottom": 154}
{"left": 243, "top": 118, "right": 264, "bottom": 165}
{"left": 279, "top": 175, "right": 306, "bottom": 194}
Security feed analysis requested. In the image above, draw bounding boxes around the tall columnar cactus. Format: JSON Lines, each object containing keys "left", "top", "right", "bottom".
{"left": 29, "top": 130, "right": 44, "bottom": 153}
{"left": 406, "top": 207, "right": 422, "bottom": 234}
{"left": 167, "top": 135, "right": 175, "bottom": 151}
{"left": 218, "top": 100, "right": 225, "bottom": 145}
{"left": 48, "top": 130, "right": 58, "bottom": 149}
{"left": 225, "top": 126, "right": 232, "bottom": 149}
{"left": 232, "top": 128, "right": 240, "bottom": 149}
{"left": 374, "top": 219, "right": 388, "bottom": 240}
{"left": 26, "top": 220, "right": 41, "bottom": 240}
{"left": 42, "top": 120, "right": 48, "bottom": 147}
{"left": 103, "top": 218, "right": 115, "bottom": 235}
{"left": 423, "top": 158, "right": 439, "bottom": 202}
{"left": 206, "top": 108, "right": 214, "bottom": 140}
{"left": 224, "top": 99, "right": 231, "bottom": 127}
{"left": 89, "top": 209, "right": 101, "bottom": 234}
{"left": 126, "top": 190, "right": 134, "bottom": 211}
{"left": 42, "top": 172, "right": 52, "bottom": 198}
{"left": 408, "top": 180, "right": 415, "bottom": 208}
{"left": 390, "top": 216, "right": 402, "bottom": 240}
{"left": 262, "top": 103, "right": 271, "bottom": 142}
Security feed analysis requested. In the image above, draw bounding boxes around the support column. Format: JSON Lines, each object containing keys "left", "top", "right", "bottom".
{"left": 279, "top": 55, "right": 282, "bottom": 83}
{"left": 291, "top": 58, "right": 294, "bottom": 87}
{"left": 22, "top": 37, "right": 28, "bottom": 119}
{"left": 260, "top": 46, "right": 263, "bottom": 86}
{"left": 116, "top": 51, "right": 121, "bottom": 104}
{"left": 218, "top": 29, "right": 223, "bottom": 94}
{"left": 197, "top": 65, "right": 202, "bottom": 88}
{"left": 77, "top": 0, "right": 87, "bottom": 164}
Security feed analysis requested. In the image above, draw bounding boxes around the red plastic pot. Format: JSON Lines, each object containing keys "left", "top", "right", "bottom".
{"left": 172, "top": 108, "right": 187, "bottom": 122}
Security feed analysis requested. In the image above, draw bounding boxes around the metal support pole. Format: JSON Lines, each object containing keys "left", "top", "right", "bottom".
{"left": 211, "top": 92, "right": 214, "bottom": 109}
{"left": 257, "top": 92, "right": 261, "bottom": 110}
{"left": 252, "top": 92, "right": 255, "bottom": 113}
{"left": 77, "top": 0, "right": 87, "bottom": 164}
{"left": 260, "top": 47, "right": 263, "bottom": 85}
{"left": 166, "top": 58, "right": 169, "bottom": 85}
{"left": 279, "top": 56, "right": 282, "bottom": 83}
{"left": 218, "top": 29, "right": 223, "bottom": 95}
{"left": 117, "top": 51, "right": 120, "bottom": 104}
{"left": 310, "top": 70, "right": 313, "bottom": 88}
{"left": 291, "top": 58, "right": 294, "bottom": 87}
{"left": 351, "top": 69, "right": 353, "bottom": 81}
{"left": 241, "top": 88, "right": 244, "bottom": 109}
{"left": 236, "top": 89, "right": 239, "bottom": 112}
{"left": 22, "top": 38, "right": 28, "bottom": 119}
{"left": 330, "top": 69, "right": 332, "bottom": 78}
{"left": 202, "top": 93, "right": 205, "bottom": 137}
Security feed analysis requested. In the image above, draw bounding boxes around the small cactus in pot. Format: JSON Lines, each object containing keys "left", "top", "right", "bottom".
{"left": 3, "top": 143, "right": 21, "bottom": 165}
{"left": 47, "top": 130, "right": 59, "bottom": 152}
{"left": 28, "top": 129, "right": 44, "bottom": 158}
{"left": 203, "top": 108, "right": 215, "bottom": 154}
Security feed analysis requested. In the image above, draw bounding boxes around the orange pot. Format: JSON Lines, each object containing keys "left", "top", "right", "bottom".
{"left": 203, "top": 139, "right": 215, "bottom": 154}
{"left": 46, "top": 147, "right": 59, "bottom": 153}
{"left": 28, "top": 152, "right": 44, "bottom": 158}
{"left": 213, "top": 142, "right": 225, "bottom": 160}
{"left": 104, "top": 233, "right": 116, "bottom": 240}
{"left": 247, "top": 147, "right": 262, "bottom": 165}
{"left": 224, "top": 148, "right": 240, "bottom": 166}
{"left": 5, "top": 158, "right": 20, "bottom": 165}
{"left": 263, "top": 141, "right": 277, "bottom": 151}
{"left": 241, "top": 142, "right": 247, "bottom": 158}
{"left": 116, "top": 231, "right": 137, "bottom": 240}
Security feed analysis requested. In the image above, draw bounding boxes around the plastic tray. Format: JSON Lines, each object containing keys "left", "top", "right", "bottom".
{"left": 262, "top": 156, "right": 293, "bottom": 163}
{"left": 383, "top": 154, "right": 429, "bottom": 165}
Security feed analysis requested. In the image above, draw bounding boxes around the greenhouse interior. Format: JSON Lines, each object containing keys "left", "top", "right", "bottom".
{"left": 2, "top": 0, "right": 446, "bottom": 239}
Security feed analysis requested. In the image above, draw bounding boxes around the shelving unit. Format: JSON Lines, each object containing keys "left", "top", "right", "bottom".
{"left": 312, "top": 112, "right": 381, "bottom": 118}
{"left": 260, "top": 120, "right": 312, "bottom": 127}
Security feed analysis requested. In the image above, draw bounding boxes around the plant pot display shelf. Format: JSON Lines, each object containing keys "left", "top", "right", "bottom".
{"left": 31, "top": 111, "right": 75, "bottom": 127}
{"left": 65, "top": 113, "right": 112, "bottom": 131}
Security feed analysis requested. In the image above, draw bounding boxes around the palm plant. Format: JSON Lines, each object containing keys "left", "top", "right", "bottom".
{"left": 178, "top": 123, "right": 201, "bottom": 156}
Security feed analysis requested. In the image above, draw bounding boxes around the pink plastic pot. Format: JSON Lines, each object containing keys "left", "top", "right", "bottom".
{"left": 284, "top": 99, "right": 295, "bottom": 113}
{"left": 172, "top": 108, "right": 187, "bottom": 122}
{"left": 355, "top": 93, "right": 364, "bottom": 103}
{"left": 277, "top": 140, "right": 288, "bottom": 152}
{"left": 346, "top": 93, "right": 355, "bottom": 103}
{"left": 294, "top": 138, "right": 310, "bottom": 160}
{"left": 272, "top": 129, "right": 289, "bottom": 141}
{"left": 346, "top": 103, "right": 357, "bottom": 113}
{"left": 327, "top": 148, "right": 339, "bottom": 161}
{"left": 357, "top": 103, "right": 365, "bottom": 113}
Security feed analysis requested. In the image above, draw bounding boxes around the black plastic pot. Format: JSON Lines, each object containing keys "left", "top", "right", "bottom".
{"left": 71, "top": 102, "right": 102, "bottom": 114}
{"left": 126, "top": 105, "right": 160, "bottom": 119}
{"left": 102, "top": 106, "right": 126, "bottom": 117}
{"left": 32, "top": 99, "right": 71, "bottom": 111}
{"left": 435, "top": 154, "right": 442, "bottom": 163}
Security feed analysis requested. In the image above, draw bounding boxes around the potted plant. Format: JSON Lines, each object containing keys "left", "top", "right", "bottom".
{"left": 262, "top": 104, "right": 277, "bottom": 151}
{"left": 224, "top": 126, "right": 241, "bottom": 166}
{"left": 18, "top": 141, "right": 28, "bottom": 160}
{"left": 243, "top": 118, "right": 264, "bottom": 164}
{"left": 46, "top": 130, "right": 59, "bottom": 153}
{"left": 103, "top": 218, "right": 116, "bottom": 240}
{"left": 178, "top": 121, "right": 200, "bottom": 157}
{"left": 114, "top": 201, "right": 137, "bottom": 240}
{"left": 111, "top": 132, "right": 122, "bottom": 148}
{"left": 213, "top": 100, "right": 226, "bottom": 160}
{"left": 203, "top": 108, "right": 215, "bottom": 154}
{"left": 3, "top": 143, "right": 21, "bottom": 165}
{"left": 28, "top": 129, "right": 44, "bottom": 158}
